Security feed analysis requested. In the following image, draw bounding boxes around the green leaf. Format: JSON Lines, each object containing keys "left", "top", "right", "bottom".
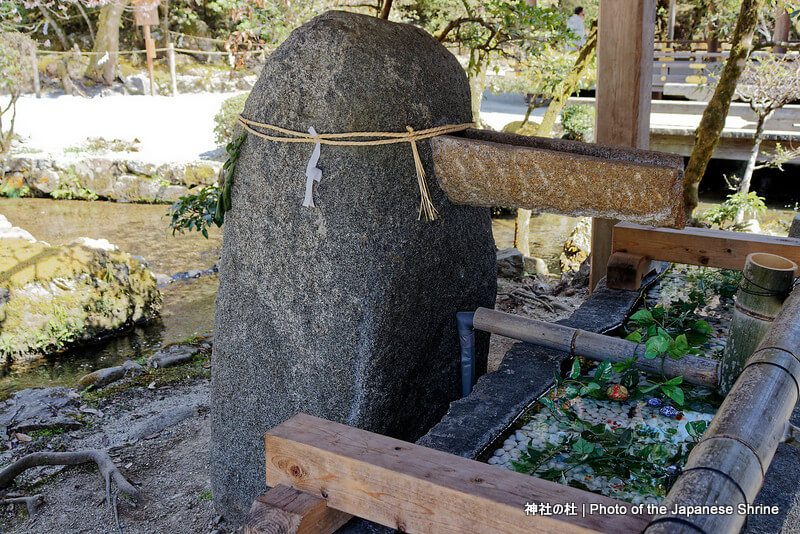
{"left": 572, "top": 437, "right": 594, "bottom": 455}
{"left": 593, "top": 360, "right": 613, "bottom": 383}
{"left": 539, "top": 397, "right": 557, "bottom": 413}
{"left": 625, "top": 330, "right": 643, "bottom": 343}
{"left": 568, "top": 359, "right": 581, "bottom": 379}
{"left": 629, "top": 309, "right": 653, "bottom": 325}
{"left": 662, "top": 385, "right": 685, "bottom": 406}
{"left": 685, "top": 420, "right": 708, "bottom": 440}
{"left": 663, "top": 376, "right": 683, "bottom": 386}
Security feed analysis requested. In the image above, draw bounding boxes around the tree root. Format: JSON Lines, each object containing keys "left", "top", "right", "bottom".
{"left": 0, "top": 494, "right": 44, "bottom": 516}
{"left": 0, "top": 450, "right": 140, "bottom": 531}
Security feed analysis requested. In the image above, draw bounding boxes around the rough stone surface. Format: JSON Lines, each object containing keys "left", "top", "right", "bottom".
{"left": 0, "top": 387, "right": 82, "bottom": 434}
{"left": 78, "top": 365, "right": 126, "bottom": 390}
{"left": 432, "top": 129, "right": 686, "bottom": 227}
{"left": 744, "top": 401, "right": 800, "bottom": 533}
{"left": 211, "top": 11, "right": 496, "bottom": 523}
{"left": 0, "top": 221, "right": 162, "bottom": 363}
{"left": 496, "top": 247, "right": 524, "bottom": 278}
{"left": 1, "top": 156, "right": 220, "bottom": 203}
{"left": 150, "top": 344, "right": 201, "bottom": 368}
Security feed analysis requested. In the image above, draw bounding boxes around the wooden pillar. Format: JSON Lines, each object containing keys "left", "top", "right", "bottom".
{"left": 773, "top": 6, "right": 791, "bottom": 54}
{"left": 590, "top": 0, "right": 656, "bottom": 292}
{"left": 143, "top": 24, "right": 155, "bottom": 96}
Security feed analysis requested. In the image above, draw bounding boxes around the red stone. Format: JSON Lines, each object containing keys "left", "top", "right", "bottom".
{"left": 606, "top": 384, "right": 630, "bottom": 401}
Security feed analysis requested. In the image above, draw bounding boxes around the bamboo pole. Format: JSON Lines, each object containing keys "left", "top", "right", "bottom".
{"left": 719, "top": 253, "right": 797, "bottom": 393}
{"left": 646, "top": 287, "right": 800, "bottom": 534}
{"left": 473, "top": 308, "right": 720, "bottom": 386}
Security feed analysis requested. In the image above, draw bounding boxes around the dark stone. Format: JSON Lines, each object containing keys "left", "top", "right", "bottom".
{"left": 0, "top": 387, "right": 81, "bottom": 434}
{"left": 149, "top": 344, "right": 201, "bottom": 368}
{"left": 496, "top": 247, "right": 524, "bottom": 278}
{"left": 77, "top": 365, "right": 126, "bottom": 391}
{"left": 210, "top": 11, "right": 496, "bottom": 523}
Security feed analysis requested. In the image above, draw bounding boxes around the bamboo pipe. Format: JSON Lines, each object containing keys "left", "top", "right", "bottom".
{"left": 720, "top": 252, "right": 797, "bottom": 393}
{"left": 646, "top": 288, "right": 800, "bottom": 534}
{"left": 472, "top": 308, "right": 720, "bottom": 387}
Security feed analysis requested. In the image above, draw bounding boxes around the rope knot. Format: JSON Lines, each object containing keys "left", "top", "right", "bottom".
{"left": 233, "top": 115, "right": 474, "bottom": 222}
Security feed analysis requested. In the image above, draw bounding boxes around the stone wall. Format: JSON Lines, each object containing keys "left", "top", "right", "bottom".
{"left": 1, "top": 156, "right": 221, "bottom": 203}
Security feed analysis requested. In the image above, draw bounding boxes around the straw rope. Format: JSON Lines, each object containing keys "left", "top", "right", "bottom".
{"left": 235, "top": 115, "right": 473, "bottom": 221}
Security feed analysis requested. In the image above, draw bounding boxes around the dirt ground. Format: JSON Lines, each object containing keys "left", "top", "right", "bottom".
{"left": 0, "top": 380, "right": 228, "bottom": 534}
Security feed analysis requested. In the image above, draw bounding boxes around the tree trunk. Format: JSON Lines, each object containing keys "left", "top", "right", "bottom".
{"left": 667, "top": 0, "right": 677, "bottom": 40}
{"left": 514, "top": 209, "right": 531, "bottom": 256}
{"left": 739, "top": 112, "right": 769, "bottom": 196}
{"left": 681, "top": 0, "right": 766, "bottom": 218}
{"left": 534, "top": 21, "right": 598, "bottom": 137}
{"left": 38, "top": 6, "right": 69, "bottom": 50}
{"left": 75, "top": 3, "right": 95, "bottom": 46}
{"left": 85, "top": 0, "right": 130, "bottom": 85}
{"left": 468, "top": 50, "right": 488, "bottom": 124}
{"left": 160, "top": 0, "right": 171, "bottom": 49}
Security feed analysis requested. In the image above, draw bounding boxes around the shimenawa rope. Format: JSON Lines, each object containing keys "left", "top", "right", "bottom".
{"left": 232, "top": 115, "right": 473, "bottom": 222}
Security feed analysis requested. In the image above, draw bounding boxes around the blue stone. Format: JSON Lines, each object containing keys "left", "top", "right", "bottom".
{"left": 660, "top": 405, "right": 679, "bottom": 417}
{"left": 647, "top": 398, "right": 663, "bottom": 408}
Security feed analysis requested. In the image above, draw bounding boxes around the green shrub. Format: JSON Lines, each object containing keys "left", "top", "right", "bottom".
{"left": 213, "top": 93, "right": 248, "bottom": 146}
{"left": 560, "top": 104, "right": 595, "bottom": 141}
{"left": 699, "top": 191, "right": 767, "bottom": 230}
{"left": 168, "top": 185, "right": 220, "bottom": 238}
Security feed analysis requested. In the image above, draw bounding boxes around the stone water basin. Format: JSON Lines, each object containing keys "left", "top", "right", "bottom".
{"left": 486, "top": 265, "right": 734, "bottom": 505}
{"left": 487, "top": 379, "right": 718, "bottom": 505}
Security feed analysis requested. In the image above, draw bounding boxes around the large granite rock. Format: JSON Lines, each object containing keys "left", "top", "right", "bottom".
{"left": 0, "top": 217, "right": 162, "bottom": 364}
{"left": 211, "top": 11, "right": 496, "bottom": 523}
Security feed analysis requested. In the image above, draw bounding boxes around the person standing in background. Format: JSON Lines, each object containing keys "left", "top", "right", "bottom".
{"left": 566, "top": 6, "right": 586, "bottom": 51}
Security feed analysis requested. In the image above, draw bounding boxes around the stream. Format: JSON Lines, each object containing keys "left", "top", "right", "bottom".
{"left": 0, "top": 197, "right": 796, "bottom": 395}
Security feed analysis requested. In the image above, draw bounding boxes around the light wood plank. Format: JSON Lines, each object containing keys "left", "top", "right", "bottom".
{"left": 264, "top": 414, "right": 652, "bottom": 534}
{"left": 591, "top": 0, "right": 657, "bottom": 291}
{"left": 612, "top": 222, "right": 800, "bottom": 271}
{"left": 245, "top": 484, "right": 352, "bottom": 534}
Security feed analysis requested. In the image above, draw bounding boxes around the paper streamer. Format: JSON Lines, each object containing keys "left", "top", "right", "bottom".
{"left": 303, "top": 126, "right": 322, "bottom": 208}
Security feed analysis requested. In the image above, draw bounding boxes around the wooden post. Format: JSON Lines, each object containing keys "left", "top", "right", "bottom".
{"left": 590, "top": 0, "right": 656, "bottom": 292}
{"left": 167, "top": 42, "right": 178, "bottom": 96}
{"left": 245, "top": 485, "right": 351, "bottom": 534}
{"left": 143, "top": 25, "right": 155, "bottom": 96}
{"left": 772, "top": 6, "right": 791, "bottom": 54}
{"left": 647, "top": 287, "right": 800, "bottom": 533}
{"left": 719, "top": 253, "right": 797, "bottom": 393}
{"left": 30, "top": 48, "right": 41, "bottom": 98}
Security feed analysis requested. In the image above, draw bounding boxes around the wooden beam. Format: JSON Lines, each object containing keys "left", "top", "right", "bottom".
{"left": 591, "top": 0, "right": 656, "bottom": 292}
{"left": 265, "top": 414, "right": 652, "bottom": 534}
{"left": 431, "top": 129, "right": 685, "bottom": 227}
{"left": 613, "top": 222, "right": 800, "bottom": 271}
{"left": 605, "top": 252, "right": 653, "bottom": 291}
{"left": 245, "top": 484, "right": 352, "bottom": 534}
